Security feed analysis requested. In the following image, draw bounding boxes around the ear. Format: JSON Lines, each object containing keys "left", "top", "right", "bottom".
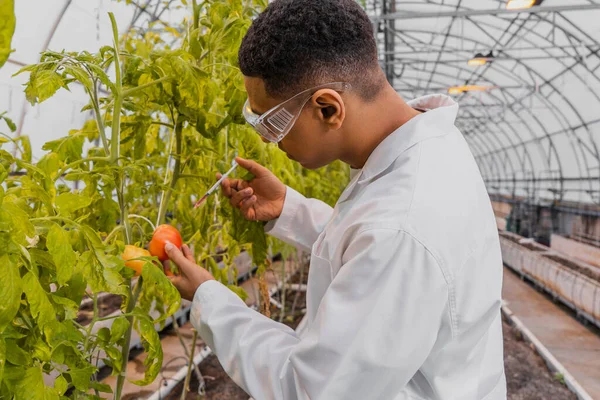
{"left": 310, "top": 89, "right": 346, "bottom": 130}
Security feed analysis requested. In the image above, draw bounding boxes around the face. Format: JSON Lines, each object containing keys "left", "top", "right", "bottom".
{"left": 243, "top": 77, "right": 346, "bottom": 169}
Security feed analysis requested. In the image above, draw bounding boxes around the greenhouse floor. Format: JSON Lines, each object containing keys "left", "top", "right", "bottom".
{"left": 502, "top": 267, "right": 600, "bottom": 399}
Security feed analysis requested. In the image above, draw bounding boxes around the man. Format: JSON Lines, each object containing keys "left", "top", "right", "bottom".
{"left": 164, "top": 0, "right": 507, "bottom": 398}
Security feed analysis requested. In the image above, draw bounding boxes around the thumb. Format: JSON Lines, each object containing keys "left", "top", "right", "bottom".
{"left": 165, "top": 242, "right": 195, "bottom": 273}
{"left": 235, "top": 157, "right": 270, "bottom": 178}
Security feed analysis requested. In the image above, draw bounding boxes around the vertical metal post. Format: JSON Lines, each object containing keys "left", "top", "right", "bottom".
{"left": 382, "top": 0, "right": 395, "bottom": 86}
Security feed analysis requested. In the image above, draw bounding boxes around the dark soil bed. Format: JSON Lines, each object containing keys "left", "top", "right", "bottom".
{"left": 543, "top": 254, "right": 600, "bottom": 283}
{"left": 76, "top": 294, "right": 123, "bottom": 326}
{"left": 503, "top": 318, "right": 575, "bottom": 400}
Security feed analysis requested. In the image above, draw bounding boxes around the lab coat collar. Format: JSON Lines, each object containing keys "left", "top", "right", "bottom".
{"left": 359, "top": 94, "right": 459, "bottom": 183}
{"left": 337, "top": 94, "right": 458, "bottom": 204}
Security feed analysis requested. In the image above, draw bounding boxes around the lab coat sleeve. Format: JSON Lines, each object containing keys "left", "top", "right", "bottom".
{"left": 190, "top": 228, "right": 449, "bottom": 400}
{"left": 264, "top": 186, "right": 334, "bottom": 253}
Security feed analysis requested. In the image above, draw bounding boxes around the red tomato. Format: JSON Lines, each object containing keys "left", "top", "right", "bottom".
{"left": 148, "top": 224, "right": 182, "bottom": 261}
{"left": 122, "top": 245, "right": 151, "bottom": 276}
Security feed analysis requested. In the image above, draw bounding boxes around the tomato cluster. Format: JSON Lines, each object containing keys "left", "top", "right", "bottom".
{"left": 121, "top": 225, "right": 182, "bottom": 276}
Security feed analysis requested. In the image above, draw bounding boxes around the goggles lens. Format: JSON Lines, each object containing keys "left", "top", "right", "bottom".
{"left": 242, "top": 82, "right": 351, "bottom": 143}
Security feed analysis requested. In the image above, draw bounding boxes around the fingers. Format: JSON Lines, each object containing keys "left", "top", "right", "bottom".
{"left": 164, "top": 241, "right": 195, "bottom": 274}
{"left": 161, "top": 259, "right": 172, "bottom": 275}
{"left": 235, "top": 157, "right": 271, "bottom": 178}
{"left": 230, "top": 187, "right": 254, "bottom": 207}
{"left": 219, "top": 176, "right": 248, "bottom": 198}
{"left": 181, "top": 244, "right": 195, "bottom": 263}
{"left": 240, "top": 195, "right": 257, "bottom": 216}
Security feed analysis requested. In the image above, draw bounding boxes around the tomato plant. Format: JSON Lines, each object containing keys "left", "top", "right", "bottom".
{"left": 0, "top": 0, "right": 349, "bottom": 398}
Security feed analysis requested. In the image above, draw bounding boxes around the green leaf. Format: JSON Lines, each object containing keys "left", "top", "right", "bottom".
{"left": 110, "top": 317, "right": 130, "bottom": 344}
{"left": 50, "top": 294, "right": 79, "bottom": 320}
{"left": 0, "top": 201, "right": 35, "bottom": 247}
{"left": 54, "top": 375, "right": 67, "bottom": 396}
{"left": 97, "top": 327, "right": 110, "bottom": 343}
{"left": 14, "top": 366, "right": 59, "bottom": 400}
{"left": 0, "top": 0, "right": 16, "bottom": 68}
{"left": 31, "top": 337, "right": 51, "bottom": 363}
{"left": 44, "top": 320, "right": 83, "bottom": 349}
{"left": 90, "top": 382, "right": 113, "bottom": 393}
{"left": 130, "top": 317, "right": 162, "bottom": 386}
{"left": 42, "top": 134, "right": 84, "bottom": 164}
{"left": 46, "top": 224, "right": 76, "bottom": 285}
{"left": 230, "top": 207, "right": 268, "bottom": 267}
{"left": 54, "top": 272, "right": 86, "bottom": 306}
{"left": 24, "top": 69, "right": 66, "bottom": 105}
{"left": 0, "top": 115, "right": 16, "bottom": 132}
{"left": 17, "top": 136, "right": 31, "bottom": 163}
{"left": 22, "top": 271, "right": 55, "bottom": 328}
{"left": 0, "top": 254, "right": 22, "bottom": 334}
{"left": 76, "top": 250, "right": 126, "bottom": 296}
{"left": 5, "top": 340, "right": 30, "bottom": 365}
{"left": 55, "top": 193, "right": 92, "bottom": 216}
{"left": 30, "top": 248, "right": 56, "bottom": 271}
{"left": 227, "top": 284, "right": 248, "bottom": 301}
{"left": 139, "top": 262, "right": 181, "bottom": 323}
{"left": 67, "top": 365, "right": 96, "bottom": 391}
{"left": 36, "top": 153, "right": 62, "bottom": 180}
{"left": 0, "top": 337, "right": 5, "bottom": 385}
{"left": 0, "top": 164, "right": 7, "bottom": 184}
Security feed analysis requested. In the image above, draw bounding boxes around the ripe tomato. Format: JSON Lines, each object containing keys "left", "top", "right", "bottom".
{"left": 148, "top": 224, "right": 182, "bottom": 261}
{"left": 122, "top": 245, "right": 151, "bottom": 276}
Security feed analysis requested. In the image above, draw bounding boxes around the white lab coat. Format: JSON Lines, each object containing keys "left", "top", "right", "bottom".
{"left": 191, "top": 94, "right": 507, "bottom": 400}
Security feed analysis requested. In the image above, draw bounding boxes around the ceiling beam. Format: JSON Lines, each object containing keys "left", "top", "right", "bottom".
{"left": 375, "top": 4, "right": 600, "bottom": 21}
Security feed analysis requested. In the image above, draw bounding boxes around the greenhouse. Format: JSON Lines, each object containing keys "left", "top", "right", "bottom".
{"left": 1, "top": 0, "right": 600, "bottom": 399}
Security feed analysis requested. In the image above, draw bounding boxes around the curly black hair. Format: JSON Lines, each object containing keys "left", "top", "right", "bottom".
{"left": 239, "top": 0, "right": 385, "bottom": 101}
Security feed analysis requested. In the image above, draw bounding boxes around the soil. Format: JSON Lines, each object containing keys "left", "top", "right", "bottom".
{"left": 503, "top": 318, "right": 576, "bottom": 400}
{"left": 520, "top": 242, "right": 547, "bottom": 252}
{"left": 543, "top": 254, "right": 600, "bottom": 283}
{"left": 499, "top": 232, "right": 600, "bottom": 283}
{"left": 76, "top": 294, "right": 123, "bottom": 326}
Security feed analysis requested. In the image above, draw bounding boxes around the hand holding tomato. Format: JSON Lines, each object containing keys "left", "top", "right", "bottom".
{"left": 149, "top": 224, "right": 183, "bottom": 261}
{"left": 162, "top": 243, "right": 215, "bottom": 301}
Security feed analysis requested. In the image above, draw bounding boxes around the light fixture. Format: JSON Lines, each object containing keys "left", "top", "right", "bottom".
{"left": 506, "top": 0, "right": 544, "bottom": 10}
{"left": 448, "top": 85, "right": 495, "bottom": 95}
{"left": 468, "top": 51, "right": 495, "bottom": 66}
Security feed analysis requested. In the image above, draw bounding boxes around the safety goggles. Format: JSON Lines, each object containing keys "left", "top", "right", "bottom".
{"left": 242, "top": 82, "right": 352, "bottom": 143}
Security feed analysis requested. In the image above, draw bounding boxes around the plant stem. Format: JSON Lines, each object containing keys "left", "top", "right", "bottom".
{"left": 172, "top": 318, "right": 204, "bottom": 391}
{"left": 156, "top": 116, "right": 183, "bottom": 226}
{"left": 103, "top": 225, "right": 125, "bottom": 244}
{"left": 90, "top": 80, "right": 110, "bottom": 156}
{"left": 290, "top": 260, "right": 304, "bottom": 318}
{"left": 180, "top": 329, "right": 199, "bottom": 400}
{"left": 55, "top": 157, "right": 110, "bottom": 180}
{"left": 114, "top": 277, "right": 144, "bottom": 400}
{"left": 83, "top": 293, "right": 99, "bottom": 355}
{"left": 121, "top": 76, "right": 170, "bottom": 97}
{"left": 279, "top": 260, "right": 286, "bottom": 323}
{"left": 128, "top": 214, "right": 156, "bottom": 231}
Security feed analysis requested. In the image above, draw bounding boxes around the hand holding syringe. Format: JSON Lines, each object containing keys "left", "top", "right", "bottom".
{"left": 195, "top": 157, "right": 287, "bottom": 222}
{"left": 193, "top": 160, "right": 239, "bottom": 208}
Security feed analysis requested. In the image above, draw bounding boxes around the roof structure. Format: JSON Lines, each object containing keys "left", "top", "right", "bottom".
{"left": 3, "top": 0, "right": 600, "bottom": 206}
{"left": 367, "top": 0, "right": 600, "bottom": 206}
